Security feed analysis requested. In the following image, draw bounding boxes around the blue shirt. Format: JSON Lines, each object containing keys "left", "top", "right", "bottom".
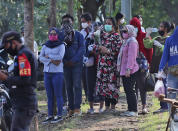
{"left": 159, "top": 26, "right": 178, "bottom": 71}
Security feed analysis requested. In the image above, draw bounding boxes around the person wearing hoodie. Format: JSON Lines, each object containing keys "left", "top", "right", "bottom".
{"left": 158, "top": 26, "right": 178, "bottom": 109}
{"left": 130, "top": 17, "right": 153, "bottom": 64}
{"left": 39, "top": 27, "right": 65, "bottom": 124}
{"left": 118, "top": 25, "right": 139, "bottom": 117}
{"left": 144, "top": 22, "right": 175, "bottom": 114}
{"left": 61, "top": 14, "right": 85, "bottom": 117}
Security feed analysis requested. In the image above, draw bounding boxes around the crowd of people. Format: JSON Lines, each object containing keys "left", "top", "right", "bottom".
{"left": 0, "top": 11, "right": 177, "bottom": 130}
{"left": 39, "top": 12, "right": 177, "bottom": 123}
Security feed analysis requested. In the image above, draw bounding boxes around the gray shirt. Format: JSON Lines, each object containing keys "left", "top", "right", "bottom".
{"left": 39, "top": 44, "right": 65, "bottom": 73}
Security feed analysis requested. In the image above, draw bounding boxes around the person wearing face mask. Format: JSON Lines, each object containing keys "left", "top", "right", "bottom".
{"left": 61, "top": 14, "right": 85, "bottom": 117}
{"left": 134, "top": 15, "right": 145, "bottom": 33}
{"left": 144, "top": 21, "right": 175, "bottom": 114}
{"left": 39, "top": 27, "right": 65, "bottom": 123}
{"left": 80, "top": 13, "right": 99, "bottom": 114}
{"left": 94, "top": 17, "right": 122, "bottom": 112}
{"left": 80, "top": 13, "right": 93, "bottom": 104}
{"left": 117, "top": 25, "right": 139, "bottom": 117}
{"left": 0, "top": 31, "right": 38, "bottom": 130}
{"left": 115, "top": 12, "right": 126, "bottom": 34}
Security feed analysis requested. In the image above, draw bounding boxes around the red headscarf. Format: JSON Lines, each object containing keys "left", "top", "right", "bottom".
{"left": 130, "top": 17, "right": 153, "bottom": 63}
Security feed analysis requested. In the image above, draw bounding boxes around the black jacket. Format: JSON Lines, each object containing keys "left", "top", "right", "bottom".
{"left": 5, "top": 45, "right": 38, "bottom": 110}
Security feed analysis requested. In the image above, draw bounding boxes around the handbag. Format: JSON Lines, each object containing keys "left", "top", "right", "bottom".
{"left": 144, "top": 72, "right": 156, "bottom": 92}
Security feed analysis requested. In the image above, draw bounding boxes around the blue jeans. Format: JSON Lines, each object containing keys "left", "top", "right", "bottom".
{"left": 44, "top": 72, "right": 64, "bottom": 116}
{"left": 64, "top": 64, "right": 82, "bottom": 110}
{"left": 160, "top": 78, "right": 168, "bottom": 109}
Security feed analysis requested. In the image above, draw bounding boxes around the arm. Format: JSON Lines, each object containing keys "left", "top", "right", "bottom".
{"left": 48, "top": 44, "right": 65, "bottom": 60}
{"left": 6, "top": 53, "right": 35, "bottom": 87}
{"left": 70, "top": 32, "right": 85, "bottom": 63}
{"left": 159, "top": 39, "right": 169, "bottom": 71}
{"left": 39, "top": 46, "right": 51, "bottom": 65}
{"left": 126, "top": 42, "right": 138, "bottom": 70}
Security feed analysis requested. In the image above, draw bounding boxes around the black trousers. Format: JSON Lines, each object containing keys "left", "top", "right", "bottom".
{"left": 105, "top": 98, "right": 117, "bottom": 107}
{"left": 135, "top": 70, "right": 147, "bottom": 105}
{"left": 122, "top": 72, "right": 138, "bottom": 112}
{"left": 11, "top": 109, "right": 36, "bottom": 131}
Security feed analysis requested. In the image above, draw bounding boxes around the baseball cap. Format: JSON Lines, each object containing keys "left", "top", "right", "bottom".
{"left": 0, "top": 31, "right": 21, "bottom": 49}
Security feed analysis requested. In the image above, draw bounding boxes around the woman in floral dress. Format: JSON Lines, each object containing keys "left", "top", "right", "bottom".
{"left": 94, "top": 17, "right": 122, "bottom": 111}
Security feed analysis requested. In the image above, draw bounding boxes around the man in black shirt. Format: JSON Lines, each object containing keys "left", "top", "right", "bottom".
{"left": 0, "top": 31, "right": 38, "bottom": 131}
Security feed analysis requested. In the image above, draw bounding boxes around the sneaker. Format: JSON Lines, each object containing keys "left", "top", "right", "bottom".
{"left": 73, "top": 109, "right": 82, "bottom": 116}
{"left": 125, "top": 111, "right": 138, "bottom": 117}
{"left": 120, "top": 111, "right": 130, "bottom": 116}
{"left": 68, "top": 110, "right": 74, "bottom": 117}
{"left": 87, "top": 108, "right": 95, "bottom": 114}
{"left": 99, "top": 108, "right": 104, "bottom": 114}
{"left": 51, "top": 116, "right": 63, "bottom": 124}
{"left": 42, "top": 116, "right": 54, "bottom": 124}
{"left": 120, "top": 111, "right": 138, "bottom": 117}
{"left": 142, "top": 108, "right": 149, "bottom": 114}
{"left": 153, "top": 108, "right": 168, "bottom": 114}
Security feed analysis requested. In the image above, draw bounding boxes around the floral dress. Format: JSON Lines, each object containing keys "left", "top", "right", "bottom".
{"left": 95, "top": 32, "right": 122, "bottom": 100}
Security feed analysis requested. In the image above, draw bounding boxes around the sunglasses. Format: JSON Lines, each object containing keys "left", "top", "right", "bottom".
{"left": 49, "top": 33, "right": 57, "bottom": 36}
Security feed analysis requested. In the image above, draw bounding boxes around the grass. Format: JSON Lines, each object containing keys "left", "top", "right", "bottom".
{"left": 36, "top": 88, "right": 169, "bottom": 131}
{"left": 138, "top": 94, "right": 169, "bottom": 131}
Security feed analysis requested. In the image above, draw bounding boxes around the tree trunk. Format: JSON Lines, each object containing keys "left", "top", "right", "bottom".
{"left": 24, "top": 1, "right": 38, "bottom": 131}
{"left": 47, "top": 0, "right": 57, "bottom": 28}
{"left": 47, "top": 0, "right": 57, "bottom": 115}
{"left": 68, "top": 0, "right": 74, "bottom": 17}
{"left": 109, "top": 0, "right": 113, "bottom": 16}
{"left": 24, "top": 0, "right": 34, "bottom": 51}
{"left": 80, "top": 0, "right": 105, "bottom": 21}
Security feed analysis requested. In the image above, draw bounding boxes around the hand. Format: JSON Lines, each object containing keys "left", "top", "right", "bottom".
{"left": 100, "top": 46, "right": 110, "bottom": 54}
{"left": 125, "top": 70, "right": 130, "bottom": 77}
{"left": 45, "top": 55, "right": 49, "bottom": 59}
{"left": 0, "top": 71, "right": 8, "bottom": 81}
{"left": 51, "top": 60, "right": 61, "bottom": 66}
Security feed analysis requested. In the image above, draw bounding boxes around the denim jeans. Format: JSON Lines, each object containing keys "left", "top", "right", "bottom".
{"left": 86, "top": 65, "right": 97, "bottom": 102}
{"left": 160, "top": 78, "right": 168, "bottom": 109}
{"left": 44, "top": 72, "right": 64, "bottom": 116}
{"left": 122, "top": 72, "right": 138, "bottom": 112}
{"left": 64, "top": 63, "right": 83, "bottom": 110}
{"left": 167, "top": 74, "right": 178, "bottom": 112}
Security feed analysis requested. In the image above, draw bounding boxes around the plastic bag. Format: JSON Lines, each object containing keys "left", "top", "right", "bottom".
{"left": 154, "top": 80, "right": 165, "bottom": 97}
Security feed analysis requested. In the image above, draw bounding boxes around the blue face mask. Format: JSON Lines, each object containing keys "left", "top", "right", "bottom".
{"left": 104, "top": 25, "right": 112, "bottom": 32}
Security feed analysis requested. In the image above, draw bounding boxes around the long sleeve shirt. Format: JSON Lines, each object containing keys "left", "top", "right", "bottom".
{"left": 39, "top": 44, "right": 65, "bottom": 73}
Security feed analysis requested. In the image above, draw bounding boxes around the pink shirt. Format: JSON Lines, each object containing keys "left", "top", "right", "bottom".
{"left": 120, "top": 41, "right": 139, "bottom": 76}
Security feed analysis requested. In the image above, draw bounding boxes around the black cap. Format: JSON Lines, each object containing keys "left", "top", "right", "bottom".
{"left": 0, "top": 31, "right": 21, "bottom": 49}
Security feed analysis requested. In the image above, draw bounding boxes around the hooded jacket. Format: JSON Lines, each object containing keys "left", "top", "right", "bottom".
{"left": 159, "top": 26, "right": 178, "bottom": 71}
{"left": 130, "top": 17, "right": 153, "bottom": 63}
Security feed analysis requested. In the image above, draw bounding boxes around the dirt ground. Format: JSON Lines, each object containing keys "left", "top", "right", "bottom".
{"left": 36, "top": 88, "right": 154, "bottom": 131}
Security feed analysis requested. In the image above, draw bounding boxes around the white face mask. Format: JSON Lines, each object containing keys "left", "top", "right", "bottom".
{"left": 120, "top": 19, "right": 125, "bottom": 24}
{"left": 81, "top": 22, "right": 88, "bottom": 29}
{"left": 135, "top": 27, "right": 138, "bottom": 34}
